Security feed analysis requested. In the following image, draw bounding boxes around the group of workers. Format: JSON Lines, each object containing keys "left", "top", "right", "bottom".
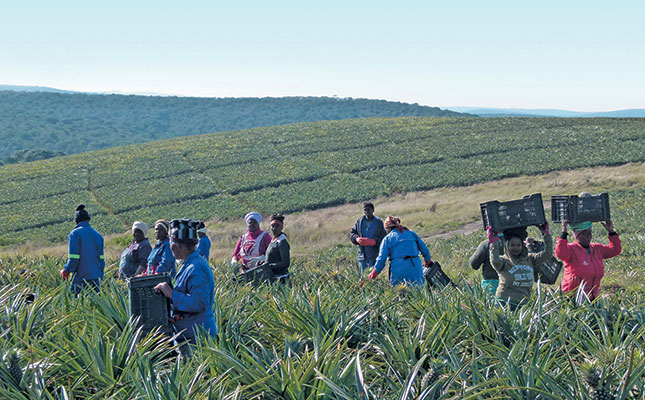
{"left": 58, "top": 192, "right": 622, "bottom": 348}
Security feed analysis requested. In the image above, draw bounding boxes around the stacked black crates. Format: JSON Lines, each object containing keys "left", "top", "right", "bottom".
{"left": 551, "top": 193, "right": 610, "bottom": 223}
{"left": 128, "top": 274, "right": 173, "bottom": 336}
{"left": 480, "top": 193, "right": 546, "bottom": 231}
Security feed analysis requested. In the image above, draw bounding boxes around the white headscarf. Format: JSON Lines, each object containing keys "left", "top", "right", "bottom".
{"left": 244, "top": 212, "right": 262, "bottom": 224}
{"left": 132, "top": 221, "right": 148, "bottom": 235}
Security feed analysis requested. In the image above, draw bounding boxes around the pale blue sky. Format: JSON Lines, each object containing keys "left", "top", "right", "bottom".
{"left": 1, "top": 1, "right": 643, "bottom": 111}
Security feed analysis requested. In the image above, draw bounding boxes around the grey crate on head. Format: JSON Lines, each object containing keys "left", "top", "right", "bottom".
{"left": 128, "top": 274, "right": 173, "bottom": 336}
{"left": 551, "top": 196, "right": 570, "bottom": 223}
{"left": 551, "top": 193, "right": 611, "bottom": 223}
{"left": 480, "top": 193, "right": 546, "bottom": 231}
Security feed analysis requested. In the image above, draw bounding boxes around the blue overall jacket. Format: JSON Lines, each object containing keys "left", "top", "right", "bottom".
{"left": 63, "top": 221, "right": 105, "bottom": 293}
{"left": 147, "top": 239, "right": 176, "bottom": 278}
{"left": 171, "top": 251, "right": 217, "bottom": 342}
{"left": 373, "top": 229, "right": 431, "bottom": 286}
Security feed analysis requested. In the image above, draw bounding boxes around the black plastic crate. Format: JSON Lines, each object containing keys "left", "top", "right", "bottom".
{"left": 480, "top": 193, "right": 546, "bottom": 232}
{"left": 535, "top": 257, "right": 563, "bottom": 285}
{"left": 423, "top": 261, "right": 453, "bottom": 289}
{"left": 128, "top": 274, "right": 173, "bottom": 336}
{"left": 242, "top": 264, "right": 274, "bottom": 286}
{"left": 551, "top": 193, "right": 610, "bottom": 223}
{"left": 550, "top": 195, "right": 570, "bottom": 223}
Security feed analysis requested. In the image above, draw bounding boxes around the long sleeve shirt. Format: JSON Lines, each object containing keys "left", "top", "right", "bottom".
{"left": 171, "top": 251, "right": 217, "bottom": 342}
{"left": 555, "top": 232, "right": 621, "bottom": 300}
{"left": 197, "top": 235, "right": 211, "bottom": 260}
{"left": 350, "top": 216, "right": 387, "bottom": 262}
{"left": 264, "top": 233, "right": 290, "bottom": 277}
{"left": 469, "top": 239, "right": 499, "bottom": 280}
{"left": 147, "top": 239, "right": 176, "bottom": 278}
{"left": 490, "top": 234, "right": 553, "bottom": 305}
{"left": 373, "top": 229, "right": 431, "bottom": 286}
{"left": 63, "top": 221, "right": 105, "bottom": 287}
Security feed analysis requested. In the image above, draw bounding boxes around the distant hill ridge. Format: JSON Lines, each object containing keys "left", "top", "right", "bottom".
{"left": 0, "top": 90, "right": 467, "bottom": 162}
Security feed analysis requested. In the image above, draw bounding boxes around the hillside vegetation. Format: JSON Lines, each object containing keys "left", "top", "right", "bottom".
{"left": 1, "top": 116, "right": 645, "bottom": 247}
{"left": 0, "top": 91, "right": 464, "bottom": 162}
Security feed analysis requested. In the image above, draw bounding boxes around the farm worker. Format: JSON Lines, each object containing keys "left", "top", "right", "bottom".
{"left": 487, "top": 224, "right": 552, "bottom": 309}
{"left": 368, "top": 216, "right": 431, "bottom": 286}
{"left": 118, "top": 221, "right": 152, "bottom": 279}
{"left": 256, "top": 214, "right": 291, "bottom": 284}
{"left": 59, "top": 205, "right": 105, "bottom": 295}
{"left": 196, "top": 226, "right": 211, "bottom": 261}
{"left": 231, "top": 212, "right": 271, "bottom": 272}
{"left": 350, "top": 201, "right": 387, "bottom": 274}
{"left": 154, "top": 219, "right": 217, "bottom": 354}
{"left": 556, "top": 218, "right": 621, "bottom": 303}
{"left": 146, "top": 219, "right": 176, "bottom": 277}
{"left": 470, "top": 227, "right": 526, "bottom": 296}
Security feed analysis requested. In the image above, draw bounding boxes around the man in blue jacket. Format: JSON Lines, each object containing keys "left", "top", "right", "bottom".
{"left": 350, "top": 202, "right": 386, "bottom": 274}
{"left": 59, "top": 205, "right": 105, "bottom": 295}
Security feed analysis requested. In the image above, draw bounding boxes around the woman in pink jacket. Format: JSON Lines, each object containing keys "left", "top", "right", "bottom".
{"left": 555, "top": 219, "right": 621, "bottom": 302}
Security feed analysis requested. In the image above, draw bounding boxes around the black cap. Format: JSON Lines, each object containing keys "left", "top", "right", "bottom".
{"left": 169, "top": 219, "right": 204, "bottom": 245}
{"left": 74, "top": 204, "right": 90, "bottom": 224}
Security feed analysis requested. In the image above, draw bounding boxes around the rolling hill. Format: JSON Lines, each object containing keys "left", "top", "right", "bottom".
{"left": 0, "top": 91, "right": 466, "bottom": 162}
{"left": 1, "top": 116, "right": 644, "bottom": 247}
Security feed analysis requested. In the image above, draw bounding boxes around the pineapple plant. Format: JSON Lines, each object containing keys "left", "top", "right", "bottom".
{"left": 3, "top": 350, "right": 23, "bottom": 384}
{"left": 582, "top": 362, "right": 615, "bottom": 400}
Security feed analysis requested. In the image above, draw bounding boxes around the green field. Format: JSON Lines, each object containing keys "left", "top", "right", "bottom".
{"left": 2, "top": 117, "right": 645, "bottom": 247}
{"left": 1, "top": 185, "right": 644, "bottom": 399}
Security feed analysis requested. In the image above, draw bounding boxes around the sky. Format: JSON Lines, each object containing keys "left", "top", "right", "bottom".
{"left": 1, "top": 1, "right": 644, "bottom": 111}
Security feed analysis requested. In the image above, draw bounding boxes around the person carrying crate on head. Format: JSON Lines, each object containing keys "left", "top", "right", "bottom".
{"left": 368, "top": 216, "right": 432, "bottom": 287}
{"left": 487, "top": 223, "right": 552, "bottom": 310}
{"left": 59, "top": 205, "right": 105, "bottom": 295}
{"left": 554, "top": 192, "right": 622, "bottom": 303}
{"left": 470, "top": 226, "right": 526, "bottom": 296}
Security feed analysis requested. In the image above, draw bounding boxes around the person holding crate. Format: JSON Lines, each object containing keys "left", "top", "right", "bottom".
{"left": 256, "top": 214, "right": 291, "bottom": 284}
{"left": 59, "top": 205, "right": 105, "bottom": 295}
{"left": 556, "top": 219, "right": 621, "bottom": 302}
{"left": 154, "top": 219, "right": 217, "bottom": 349}
{"left": 146, "top": 220, "right": 176, "bottom": 278}
{"left": 231, "top": 212, "right": 271, "bottom": 272}
{"left": 350, "top": 201, "right": 387, "bottom": 274}
{"left": 368, "top": 216, "right": 432, "bottom": 286}
{"left": 487, "top": 223, "right": 552, "bottom": 309}
{"left": 119, "top": 221, "right": 152, "bottom": 279}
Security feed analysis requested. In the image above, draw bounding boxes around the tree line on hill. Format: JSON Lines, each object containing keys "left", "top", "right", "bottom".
{"left": 0, "top": 91, "right": 468, "bottom": 164}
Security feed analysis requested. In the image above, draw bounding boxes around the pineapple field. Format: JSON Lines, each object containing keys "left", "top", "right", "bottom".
{"left": 1, "top": 117, "right": 645, "bottom": 247}
{"left": 1, "top": 185, "right": 644, "bottom": 399}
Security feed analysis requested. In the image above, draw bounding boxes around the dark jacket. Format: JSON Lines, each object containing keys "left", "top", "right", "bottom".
{"left": 264, "top": 233, "right": 290, "bottom": 277}
{"left": 469, "top": 239, "right": 500, "bottom": 280}
{"left": 350, "top": 216, "right": 386, "bottom": 262}
{"left": 63, "top": 221, "right": 105, "bottom": 290}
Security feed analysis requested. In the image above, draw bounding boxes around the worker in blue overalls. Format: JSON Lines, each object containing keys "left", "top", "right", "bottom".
{"left": 59, "top": 205, "right": 105, "bottom": 295}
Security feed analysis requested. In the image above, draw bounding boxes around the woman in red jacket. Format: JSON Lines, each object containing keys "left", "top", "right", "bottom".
{"left": 555, "top": 218, "right": 621, "bottom": 303}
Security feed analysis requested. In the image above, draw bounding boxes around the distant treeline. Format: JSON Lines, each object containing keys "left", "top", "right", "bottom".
{"left": 0, "top": 91, "right": 467, "bottom": 163}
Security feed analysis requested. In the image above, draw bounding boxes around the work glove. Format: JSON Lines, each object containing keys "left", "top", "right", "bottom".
{"left": 230, "top": 257, "right": 239, "bottom": 267}
{"left": 424, "top": 260, "right": 434, "bottom": 268}
{"left": 356, "top": 237, "right": 377, "bottom": 247}
{"left": 486, "top": 226, "right": 500, "bottom": 244}
{"left": 59, "top": 269, "right": 70, "bottom": 280}
{"left": 368, "top": 269, "right": 379, "bottom": 280}
{"left": 538, "top": 223, "right": 550, "bottom": 235}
